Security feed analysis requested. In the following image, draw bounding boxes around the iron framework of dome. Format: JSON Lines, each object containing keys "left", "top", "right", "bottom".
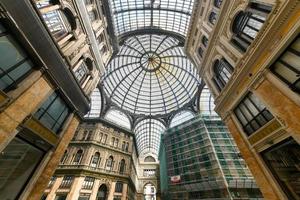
{"left": 102, "top": 34, "right": 200, "bottom": 117}
{"left": 85, "top": 0, "right": 217, "bottom": 157}
{"left": 109, "top": 0, "right": 195, "bottom": 37}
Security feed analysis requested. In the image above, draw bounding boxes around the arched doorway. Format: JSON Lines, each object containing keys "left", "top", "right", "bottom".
{"left": 96, "top": 184, "right": 108, "bottom": 200}
{"left": 144, "top": 183, "right": 156, "bottom": 200}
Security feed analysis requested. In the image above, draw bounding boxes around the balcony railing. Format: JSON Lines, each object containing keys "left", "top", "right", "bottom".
{"left": 57, "top": 164, "right": 130, "bottom": 177}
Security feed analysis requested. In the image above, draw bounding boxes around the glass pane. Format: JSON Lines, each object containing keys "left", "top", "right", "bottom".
{"left": 262, "top": 138, "right": 300, "bottom": 199}
{"left": 34, "top": 92, "right": 69, "bottom": 133}
{"left": 0, "top": 137, "right": 45, "bottom": 200}
{"left": 281, "top": 51, "right": 300, "bottom": 72}
{"left": 0, "top": 35, "right": 27, "bottom": 71}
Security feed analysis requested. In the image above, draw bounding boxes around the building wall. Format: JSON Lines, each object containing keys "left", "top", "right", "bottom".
{"left": 43, "top": 120, "right": 163, "bottom": 200}
{"left": 0, "top": 0, "right": 113, "bottom": 199}
{"left": 186, "top": 0, "right": 300, "bottom": 199}
{"left": 43, "top": 120, "right": 137, "bottom": 200}
{"left": 160, "top": 115, "right": 262, "bottom": 200}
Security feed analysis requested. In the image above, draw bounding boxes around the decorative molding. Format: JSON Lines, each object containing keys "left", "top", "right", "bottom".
{"left": 248, "top": 119, "right": 282, "bottom": 145}
{"left": 22, "top": 115, "right": 59, "bottom": 146}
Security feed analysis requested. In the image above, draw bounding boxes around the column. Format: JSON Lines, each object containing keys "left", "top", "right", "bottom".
{"left": 46, "top": 176, "right": 63, "bottom": 200}
{"left": 26, "top": 116, "right": 80, "bottom": 200}
{"left": 254, "top": 78, "right": 300, "bottom": 142}
{"left": 0, "top": 75, "right": 52, "bottom": 151}
{"left": 107, "top": 182, "right": 116, "bottom": 200}
{"left": 224, "top": 115, "right": 285, "bottom": 200}
{"left": 121, "top": 183, "right": 128, "bottom": 200}
{"left": 90, "top": 179, "right": 101, "bottom": 200}
{"left": 67, "top": 176, "right": 85, "bottom": 200}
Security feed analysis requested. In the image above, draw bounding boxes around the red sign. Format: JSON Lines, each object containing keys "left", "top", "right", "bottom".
{"left": 170, "top": 175, "right": 181, "bottom": 183}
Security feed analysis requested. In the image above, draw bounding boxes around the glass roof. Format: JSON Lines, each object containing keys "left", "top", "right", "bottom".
{"left": 104, "top": 109, "right": 131, "bottom": 130}
{"left": 199, "top": 86, "right": 218, "bottom": 116}
{"left": 110, "top": 0, "right": 194, "bottom": 37}
{"left": 134, "top": 118, "right": 165, "bottom": 156}
{"left": 85, "top": 88, "right": 101, "bottom": 118}
{"left": 170, "top": 110, "right": 195, "bottom": 128}
{"left": 102, "top": 34, "right": 200, "bottom": 117}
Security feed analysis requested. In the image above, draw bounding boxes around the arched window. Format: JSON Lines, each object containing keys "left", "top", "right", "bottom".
{"left": 125, "top": 142, "right": 129, "bottom": 152}
{"left": 119, "top": 159, "right": 126, "bottom": 174}
{"left": 122, "top": 141, "right": 126, "bottom": 151}
{"left": 106, "top": 156, "right": 114, "bottom": 171}
{"left": 214, "top": 0, "right": 223, "bottom": 8}
{"left": 198, "top": 47, "right": 203, "bottom": 58}
{"left": 60, "top": 150, "right": 68, "bottom": 164}
{"left": 271, "top": 35, "right": 300, "bottom": 93}
{"left": 231, "top": 2, "right": 272, "bottom": 52}
{"left": 212, "top": 58, "right": 234, "bottom": 91}
{"left": 202, "top": 36, "right": 208, "bottom": 47}
{"left": 73, "top": 149, "right": 83, "bottom": 164}
{"left": 144, "top": 156, "right": 156, "bottom": 162}
{"left": 90, "top": 152, "right": 100, "bottom": 168}
{"left": 36, "top": 1, "right": 76, "bottom": 41}
{"left": 97, "top": 184, "right": 108, "bottom": 200}
{"left": 208, "top": 11, "right": 217, "bottom": 25}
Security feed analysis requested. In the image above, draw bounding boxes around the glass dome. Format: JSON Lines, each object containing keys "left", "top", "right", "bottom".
{"left": 110, "top": 0, "right": 195, "bottom": 37}
{"left": 102, "top": 34, "right": 200, "bottom": 117}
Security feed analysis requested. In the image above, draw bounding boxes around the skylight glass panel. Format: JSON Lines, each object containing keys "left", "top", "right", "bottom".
{"left": 85, "top": 88, "right": 101, "bottom": 118}
{"left": 109, "top": 0, "right": 195, "bottom": 36}
{"left": 170, "top": 110, "right": 195, "bottom": 128}
{"left": 134, "top": 118, "right": 165, "bottom": 156}
{"left": 199, "top": 86, "right": 218, "bottom": 116}
{"left": 102, "top": 34, "right": 200, "bottom": 116}
{"left": 104, "top": 109, "right": 131, "bottom": 130}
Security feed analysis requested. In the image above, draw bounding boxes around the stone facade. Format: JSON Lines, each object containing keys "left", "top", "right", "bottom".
{"left": 186, "top": 0, "right": 300, "bottom": 199}
{"left": 0, "top": 0, "right": 113, "bottom": 199}
{"left": 43, "top": 120, "right": 161, "bottom": 200}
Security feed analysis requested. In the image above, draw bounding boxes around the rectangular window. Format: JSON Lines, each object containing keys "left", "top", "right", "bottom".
{"left": 82, "top": 177, "right": 95, "bottom": 190}
{"left": 55, "top": 194, "right": 67, "bottom": 200}
{"left": 34, "top": 92, "right": 70, "bottom": 134}
{"left": 261, "top": 138, "right": 300, "bottom": 200}
{"left": 0, "top": 21, "right": 33, "bottom": 92}
{"left": 113, "top": 196, "right": 122, "bottom": 200}
{"left": 0, "top": 136, "right": 45, "bottom": 200}
{"left": 41, "top": 193, "right": 48, "bottom": 200}
{"left": 47, "top": 176, "right": 56, "bottom": 188}
{"left": 59, "top": 176, "right": 74, "bottom": 188}
{"left": 74, "top": 62, "right": 88, "bottom": 84}
{"left": 234, "top": 92, "right": 273, "bottom": 136}
{"left": 36, "top": 2, "right": 69, "bottom": 41}
{"left": 78, "top": 193, "right": 90, "bottom": 200}
{"left": 271, "top": 36, "right": 300, "bottom": 93}
{"left": 115, "top": 182, "right": 123, "bottom": 193}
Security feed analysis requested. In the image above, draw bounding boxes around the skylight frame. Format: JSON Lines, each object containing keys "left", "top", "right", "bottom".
{"left": 110, "top": 0, "right": 195, "bottom": 37}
